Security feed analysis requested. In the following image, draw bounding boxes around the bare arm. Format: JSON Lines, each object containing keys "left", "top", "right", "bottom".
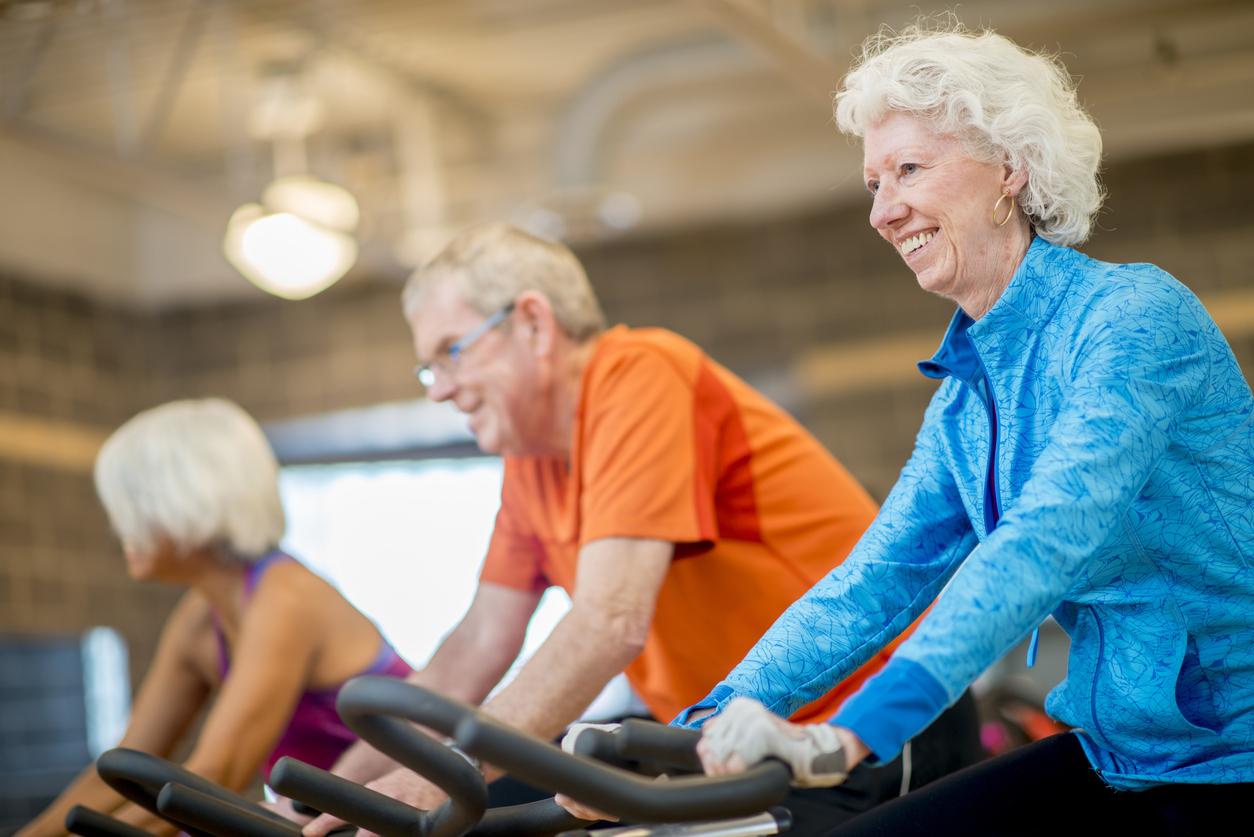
{"left": 480, "top": 537, "right": 671, "bottom": 743}
{"left": 325, "top": 581, "right": 543, "bottom": 785}
{"left": 16, "top": 593, "right": 214, "bottom": 837}
{"left": 176, "top": 567, "right": 326, "bottom": 790}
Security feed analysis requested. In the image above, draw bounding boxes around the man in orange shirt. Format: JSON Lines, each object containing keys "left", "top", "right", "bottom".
{"left": 306, "top": 224, "right": 981, "bottom": 837}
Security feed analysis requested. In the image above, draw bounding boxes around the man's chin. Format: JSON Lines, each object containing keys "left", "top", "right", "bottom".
{"left": 469, "top": 430, "right": 502, "bottom": 455}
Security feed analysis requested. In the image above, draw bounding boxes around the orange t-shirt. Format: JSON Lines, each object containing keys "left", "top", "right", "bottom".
{"left": 481, "top": 326, "right": 910, "bottom": 724}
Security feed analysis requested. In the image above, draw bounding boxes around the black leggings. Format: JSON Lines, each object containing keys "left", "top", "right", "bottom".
{"left": 819, "top": 732, "right": 1253, "bottom": 837}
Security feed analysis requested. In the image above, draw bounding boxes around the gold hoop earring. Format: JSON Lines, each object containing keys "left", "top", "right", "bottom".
{"left": 993, "top": 192, "right": 1015, "bottom": 227}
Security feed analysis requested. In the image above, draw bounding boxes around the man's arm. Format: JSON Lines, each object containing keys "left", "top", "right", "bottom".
{"left": 480, "top": 537, "right": 671, "bottom": 742}
{"left": 325, "top": 581, "right": 543, "bottom": 785}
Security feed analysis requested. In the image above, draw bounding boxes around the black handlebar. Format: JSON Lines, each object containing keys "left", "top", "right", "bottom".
{"left": 157, "top": 784, "right": 303, "bottom": 837}
{"left": 93, "top": 748, "right": 297, "bottom": 837}
{"left": 65, "top": 806, "right": 158, "bottom": 837}
{"left": 276, "top": 677, "right": 789, "bottom": 833}
{"left": 617, "top": 720, "right": 704, "bottom": 774}
{"left": 571, "top": 721, "right": 704, "bottom": 777}
{"left": 269, "top": 677, "right": 488, "bottom": 837}
{"left": 464, "top": 800, "right": 589, "bottom": 837}
{"left": 454, "top": 712, "right": 791, "bottom": 822}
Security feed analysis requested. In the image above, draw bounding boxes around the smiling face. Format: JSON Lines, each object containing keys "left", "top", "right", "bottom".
{"left": 410, "top": 279, "right": 550, "bottom": 456}
{"left": 863, "top": 111, "right": 1030, "bottom": 318}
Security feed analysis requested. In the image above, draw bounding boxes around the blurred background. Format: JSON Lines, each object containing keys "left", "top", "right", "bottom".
{"left": 3, "top": 0, "right": 1254, "bottom": 830}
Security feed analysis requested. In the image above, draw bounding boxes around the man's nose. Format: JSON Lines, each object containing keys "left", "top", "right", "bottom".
{"left": 423, "top": 370, "right": 456, "bottom": 402}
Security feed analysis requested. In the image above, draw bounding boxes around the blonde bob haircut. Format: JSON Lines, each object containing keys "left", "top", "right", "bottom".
{"left": 94, "top": 398, "right": 286, "bottom": 561}
{"left": 402, "top": 223, "right": 606, "bottom": 343}
{"left": 836, "top": 21, "right": 1104, "bottom": 246}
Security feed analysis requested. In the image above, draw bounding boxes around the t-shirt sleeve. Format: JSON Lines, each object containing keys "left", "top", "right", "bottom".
{"left": 479, "top": 459, "right": 550, "bottom": 593}
{"left": 578, "top": 344, "right": 715, "bottom": 547}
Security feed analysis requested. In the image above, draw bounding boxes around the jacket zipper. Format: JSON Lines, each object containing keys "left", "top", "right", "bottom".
{"left": 964, "top": 341, "right": 1040, "bottom": 667}
{"left": 1090, "top": 613, "right": 1105, "bottom": 744}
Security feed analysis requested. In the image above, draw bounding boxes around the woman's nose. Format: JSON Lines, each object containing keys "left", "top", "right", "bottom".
{"left": 869, "top": 185, "right": 907, "bottom": 230}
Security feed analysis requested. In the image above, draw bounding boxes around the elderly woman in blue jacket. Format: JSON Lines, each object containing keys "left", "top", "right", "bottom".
{"left": 673, "top": 23, "right": 1254, "bottom": 836}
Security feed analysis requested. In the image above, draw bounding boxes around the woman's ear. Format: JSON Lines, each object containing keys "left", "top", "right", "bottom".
{"left": 1002, "top": 162, "right": 1029, "bottom": 198}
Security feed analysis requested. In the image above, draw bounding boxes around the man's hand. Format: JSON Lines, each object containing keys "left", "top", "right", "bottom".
{"left": 553, "top": 724, "right": 624, "bottom": 823}
{"left": 696, "top": 698, "right": 869, "bottom": 788}
{"left": 554, "top": 792, "right": 615, "bottom": 823}
{"left": 302, "top": 768, "right": 449, "bottom": 837}
{"left": 265, "top": 797, "right": 313, "bottom": 825}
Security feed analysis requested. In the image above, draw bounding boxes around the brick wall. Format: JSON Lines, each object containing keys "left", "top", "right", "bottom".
{"left": 149, "top": 281, "right": 419, "bottom": 422}
{"left": 0, "top": 277, "right": 175, "bottom": 688}
{"left": 3, "top": 138, "right": 1254, "bottom": 696}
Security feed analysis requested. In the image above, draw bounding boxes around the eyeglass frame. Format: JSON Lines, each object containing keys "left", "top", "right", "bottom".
{"left": 413, "top": 301, "right": 517, "bottom": 387}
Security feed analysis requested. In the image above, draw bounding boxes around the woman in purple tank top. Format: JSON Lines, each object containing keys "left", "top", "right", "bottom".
{"left": 19, "top": 399, "right": 413, "bottom": 837}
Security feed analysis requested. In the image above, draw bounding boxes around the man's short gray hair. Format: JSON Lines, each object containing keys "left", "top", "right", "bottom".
{"left": 94, "top": 398, "right": 285, "bottom": 561}
{"left": 835, "top": 21, "right": 1104, "bottom": 245}
{"left": 402, "top": 224, "right": 606, "bottom": 342}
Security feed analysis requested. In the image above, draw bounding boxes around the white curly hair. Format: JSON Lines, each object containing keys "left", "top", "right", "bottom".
{"left": 94, "top": 398, "right": 286, "bottom": 561}
{"left": 835, "top": 21, "right": 1104, "bottom": 245}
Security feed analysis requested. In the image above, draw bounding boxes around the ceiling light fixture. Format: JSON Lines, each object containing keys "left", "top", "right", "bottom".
{"left": 224, "top": 64, "right": 359, "bottom": 300}
{"left": 223, "top": 178, "right": 360, "bottom": 300}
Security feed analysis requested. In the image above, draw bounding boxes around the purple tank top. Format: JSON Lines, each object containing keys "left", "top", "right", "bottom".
{"left": 212, "top": 551, "right": 414, "bottom": 782}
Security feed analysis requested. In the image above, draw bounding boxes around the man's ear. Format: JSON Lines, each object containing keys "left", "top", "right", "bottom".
{"left": 513, "top": 290, "right": 559, "bottom": 356}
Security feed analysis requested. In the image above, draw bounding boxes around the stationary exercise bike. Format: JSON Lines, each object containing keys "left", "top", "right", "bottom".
{"left": 68, "top": 676, "right": 793, "bottom": 837}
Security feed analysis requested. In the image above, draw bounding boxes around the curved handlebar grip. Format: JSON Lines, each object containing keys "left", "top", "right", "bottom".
{"left": 572, "top": 729, "right": 636, "bottom": 771}
{"left": 336, "top": 677, "right": 474, "bottom": 739}
{"left": 272, "top": 757, "right": 457, "bottom": 837}
{"left": 464, "top": 800, "right": 591, "bottom": 837}
{"left": 66, "top": 806, "right": 155, "bottom": 837}
{"left": 157, "top": 784, "right": 302, "bottom": 837}
{"left": 454, "top": 714, "right": 792, "bottom": 823}
{"left": 616, "top": 720, "right": 703, "bottom": 774}
{"left": 96, "top": 749, "right": 294, "bottom": 837}
{"left": 274, "top": 677, "right": 485, "bottom": 837}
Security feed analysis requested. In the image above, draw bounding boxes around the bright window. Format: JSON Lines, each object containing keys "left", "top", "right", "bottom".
{"left": 277, "top": 457, "right": 643, "bottom": 718}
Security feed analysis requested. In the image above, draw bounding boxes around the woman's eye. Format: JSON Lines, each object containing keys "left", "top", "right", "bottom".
{"left": 902, "top": 163, "right": 918, "bottom": 176}
{"left": 867, "top": 181, "right": 880, "bottom": 194}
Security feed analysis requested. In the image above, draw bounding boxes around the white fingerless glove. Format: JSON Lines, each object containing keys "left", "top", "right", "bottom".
{"left": 701, "top": 697, "right": 848, "bottom": 788}
{"left": 561, "top": 722, "right": 623, "bottom": 755}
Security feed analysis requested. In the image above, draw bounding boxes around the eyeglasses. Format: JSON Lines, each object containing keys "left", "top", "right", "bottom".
{"left": 414, "top": 301, "right": 516, "bottom": 387}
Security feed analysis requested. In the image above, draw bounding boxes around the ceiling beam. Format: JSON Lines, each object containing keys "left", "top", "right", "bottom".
{"left": 0, "top": 117, "right": 236, "bottom": 227}
{"left": 238, "top": 2, "right": 491, "bottom": 132}
{"left": 4, "top": 16, "right": 57, "bottom": 117}
{"left": 142, "top": 0, "right": 214, "bottom": 151}
{"left": 686, "top": 0, "right": 844, "bottom": 104}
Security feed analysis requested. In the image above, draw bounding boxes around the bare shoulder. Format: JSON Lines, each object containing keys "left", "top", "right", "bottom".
{"left": 246, "top": 558, "right": 357, "bottom": 636}
{"left": 250, "top": 558, "right": 339, "bottom": 608}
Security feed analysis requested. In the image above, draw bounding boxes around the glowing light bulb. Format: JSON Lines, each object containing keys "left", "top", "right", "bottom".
{"left": 223, "top": 205, "right": 357, "bottom": 300}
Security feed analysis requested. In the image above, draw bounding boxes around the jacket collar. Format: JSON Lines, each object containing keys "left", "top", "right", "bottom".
{"left": 919, "top": 237, "right": 1075, "bottom": 379}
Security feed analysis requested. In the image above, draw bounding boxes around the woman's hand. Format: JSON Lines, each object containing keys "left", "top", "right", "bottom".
{"left": 696, "top": 698, "right": 870, "bottom": 787}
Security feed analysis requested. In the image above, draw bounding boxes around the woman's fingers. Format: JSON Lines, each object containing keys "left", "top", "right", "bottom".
{"left": 696, "top": 732, "right": 746, "bottom": 776}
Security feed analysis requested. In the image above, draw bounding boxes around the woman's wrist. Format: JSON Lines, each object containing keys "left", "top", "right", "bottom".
{"left": 831, "top": 725, "right": 872, "bottom": 769}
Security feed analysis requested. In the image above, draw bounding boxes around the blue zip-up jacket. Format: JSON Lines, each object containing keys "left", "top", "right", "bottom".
{"left": 675, "top": 238, "right": 1254, "bottom": 790}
